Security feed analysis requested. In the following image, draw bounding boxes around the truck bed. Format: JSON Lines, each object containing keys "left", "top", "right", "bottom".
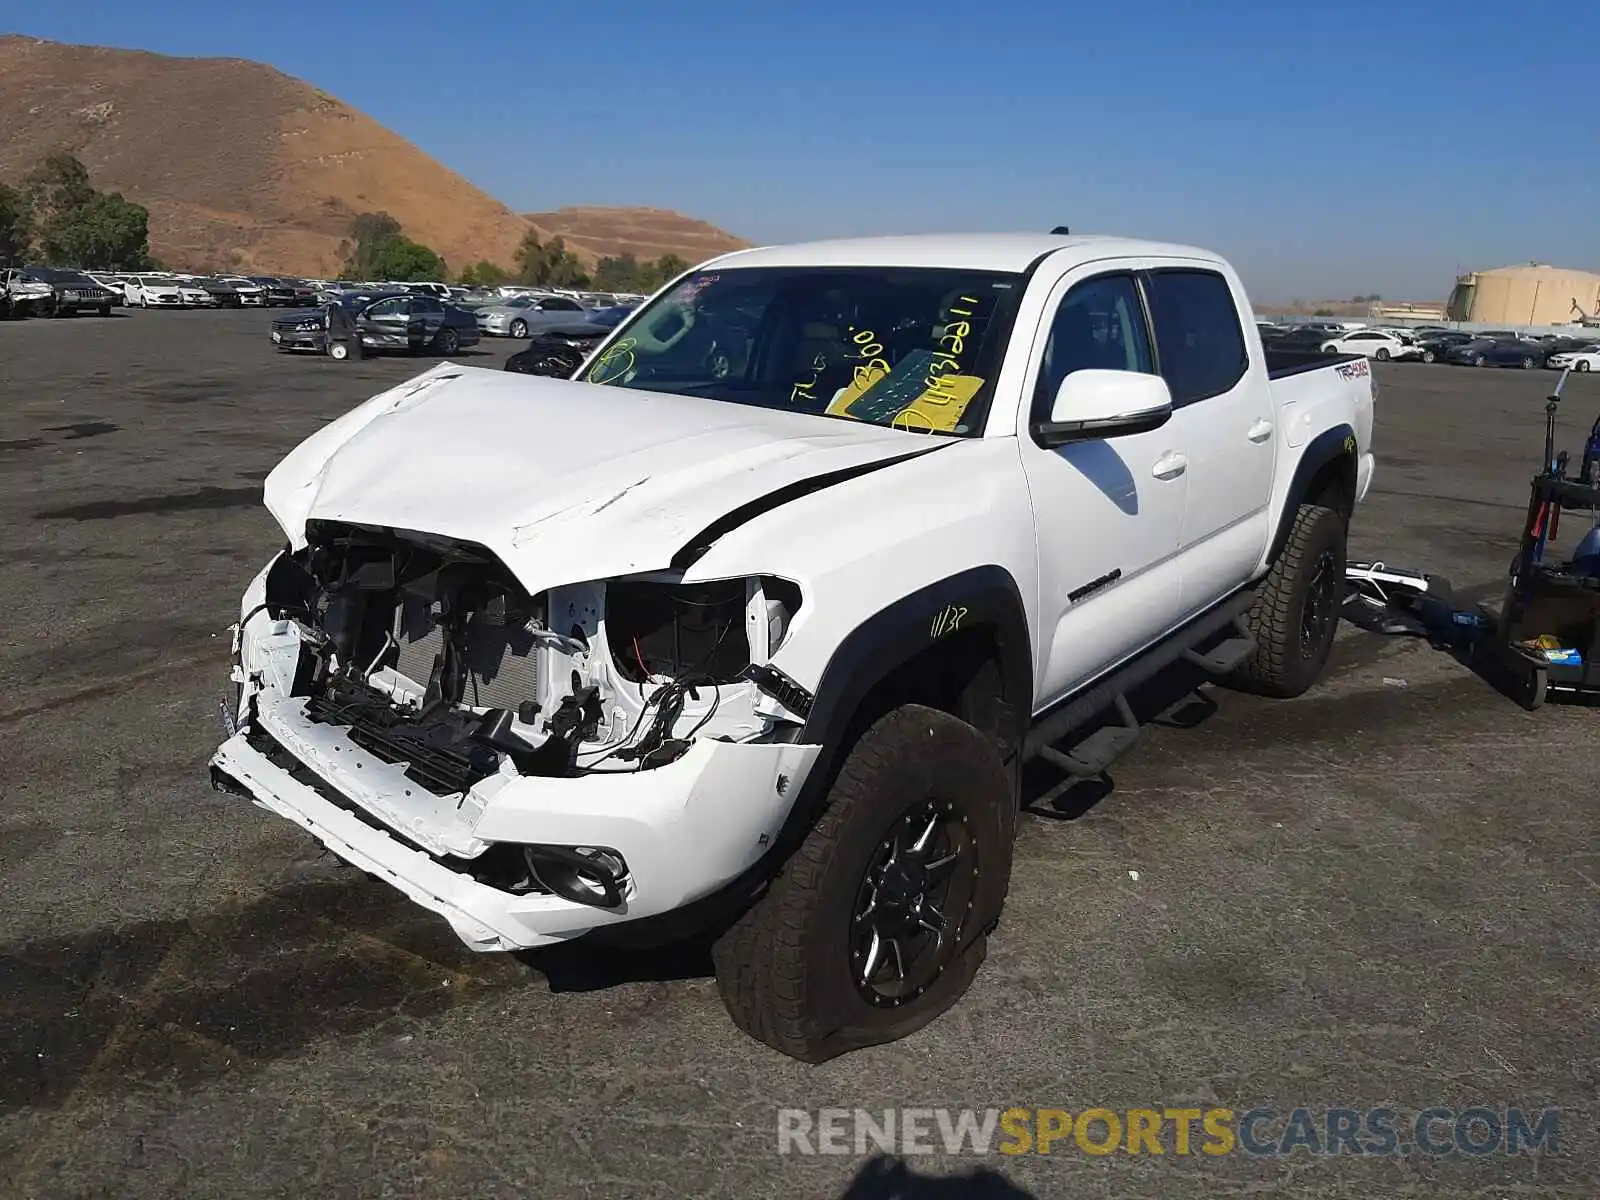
{"left": 1265, "top": 347, "right": 1363, "bottom": 379}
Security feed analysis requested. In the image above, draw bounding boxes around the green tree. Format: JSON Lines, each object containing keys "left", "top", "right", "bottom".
{"left": 593, "top": 253, "right": 642, "bottom": 291}
{"left": 642, "top": 253, "right": 689, "bottom": 290}
{"left": 39, "top": 191, "right": 152, "bottom": 269}
{"left": 459, "top": 259, "right": 509, "bottom": 286}
{"left": 23, "top": 152, "right": 95, "bottom": 229}
{"left": 513, "top": 231, "right": 589, "bottom": 288}
{"left": 370, "top": 237, "right": 446, "bottom": 281}
{"left": 344, "top": 210, "right": 404, "bottom": 278}
{"left": 0, "top": 183, "right": 31, "bottom": 265}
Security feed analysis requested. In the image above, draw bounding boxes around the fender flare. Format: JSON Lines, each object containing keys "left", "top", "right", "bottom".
{"left": 1267, "top": 423, "right": 1356, "bottom": 565}
{"left": 791, "top": 565, "right": 1033, "bottom": 828}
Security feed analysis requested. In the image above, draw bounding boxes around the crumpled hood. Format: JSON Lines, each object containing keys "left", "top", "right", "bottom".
{"left": 264, "top": 363, "right": 940, "bottom": 593}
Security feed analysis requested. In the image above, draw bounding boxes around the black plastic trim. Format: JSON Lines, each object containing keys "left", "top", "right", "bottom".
{"left": 799, "top": 565, "right": 1033, "bottom": 754}
{"left": 1268, "top": 423, "right": 1357, "bottom": 565}
{"left": 1033, "top": 406, "right": 1173, "bottom": 447}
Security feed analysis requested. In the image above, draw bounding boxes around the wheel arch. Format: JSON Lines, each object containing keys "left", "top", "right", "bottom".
{"left": 784, "top": 566, "right": 1032, "bottom": 840}
{"left": 1268, "top": 424, "right": 1356, "bottom": 566}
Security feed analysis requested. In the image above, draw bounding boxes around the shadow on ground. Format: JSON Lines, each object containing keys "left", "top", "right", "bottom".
{"left": 837, "top": 1157, "right": 1038, "bottom": 1199}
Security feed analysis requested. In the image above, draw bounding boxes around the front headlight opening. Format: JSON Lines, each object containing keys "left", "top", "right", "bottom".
{"left": 604, "top": 575, "right": 800, "bottom": 686}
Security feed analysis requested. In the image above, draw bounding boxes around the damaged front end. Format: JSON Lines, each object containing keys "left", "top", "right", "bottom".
{"left": 212, "top": 520, "right": 819, "bottom": 950}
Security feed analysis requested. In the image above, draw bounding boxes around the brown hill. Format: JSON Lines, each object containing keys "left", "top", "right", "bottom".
{"left": 521, "top": 206, "right": 752, "bottom": 265}
{"left": 0, "top": 35, "right": 746, "bottom": 276}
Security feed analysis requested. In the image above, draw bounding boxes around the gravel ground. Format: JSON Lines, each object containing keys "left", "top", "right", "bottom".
{"left": 1, "top": 308, "right": 1596, "bottom": 1199}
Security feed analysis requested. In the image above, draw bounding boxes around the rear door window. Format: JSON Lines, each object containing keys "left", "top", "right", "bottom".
{"left": 1143, "top": 270, "right": 1249, "bottom": 406}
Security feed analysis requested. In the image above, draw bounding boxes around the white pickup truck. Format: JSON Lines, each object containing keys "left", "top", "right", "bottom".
{"left": 212, "top": 233, "right": 1375, "bottom": 1062}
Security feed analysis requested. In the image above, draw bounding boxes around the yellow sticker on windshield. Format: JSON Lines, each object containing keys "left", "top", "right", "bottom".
{"left": 891, "top": 374, "right": 983, "bottom": 432}
{"left": 826, "top": 362, "right": 889, "bottom": 417}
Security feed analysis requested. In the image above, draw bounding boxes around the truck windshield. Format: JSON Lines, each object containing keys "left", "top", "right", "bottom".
{"left": 584, "top": 266, "right": 1025, "bottom": 437}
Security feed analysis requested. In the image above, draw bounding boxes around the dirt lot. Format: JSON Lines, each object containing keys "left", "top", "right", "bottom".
{"left": 1, "top": 309, "right": 1597, "bottom": 1199}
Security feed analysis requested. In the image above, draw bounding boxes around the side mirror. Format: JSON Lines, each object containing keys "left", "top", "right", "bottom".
{"left": 1032, "top": 370, "right": 1174, "bottom": 448}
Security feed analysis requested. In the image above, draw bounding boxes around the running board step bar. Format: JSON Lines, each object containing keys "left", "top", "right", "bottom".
{"left": 1023, "top": 590, "right": 1257, "bottom": 783}
{"left": 1036, "top": 694, "right": 1141, "bottom": 779}
{"left": 1180, "top": 617, "right": 1257, "bottom": 675}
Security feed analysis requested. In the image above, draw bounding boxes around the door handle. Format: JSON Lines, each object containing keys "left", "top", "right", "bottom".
{"left": 1247, "top": 418, "right": 1274, "bottom": 442}
{"left": 1152, "top": 452, "right": 1187, "bottom": 480}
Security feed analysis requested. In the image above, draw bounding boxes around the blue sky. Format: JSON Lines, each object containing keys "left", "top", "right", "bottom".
{"left": 4, "top": 0, "right": 1592, "bottom": 300}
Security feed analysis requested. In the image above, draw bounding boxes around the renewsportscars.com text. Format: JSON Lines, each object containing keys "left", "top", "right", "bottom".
{"left": 777, "top": 1106, "right": 1560, "bottom": 1158}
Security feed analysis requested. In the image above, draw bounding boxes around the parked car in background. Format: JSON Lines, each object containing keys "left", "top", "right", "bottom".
{"left": 1546, "top": 344, "right": 1600, "bottom": 372}
{"left": 403, "top": 282, "right": 453, "bottom": 300}
{"left": 476, "top": 293, "right": 588, "bottom": 337}
{"left": 248, "top": 277, "right": 312, "bottom": 307}
{"left": 190, "top": 277, "right": 246, "bottom": 307}
{"left": 1320, "top": 329, "right": 1419, "bottom": 361}
{"left": 1412, "top": 330, "right": 1475, "bottom": 363}
{"left": 177, "top": 279, "right": 216, "bottom": 307}
{"left": 1, "top": 266, "right": 60, "bottom": 316}
{"left": 272, "top": 292, "right": 480, "bottom": 358}
{"left": 217, "top": 277, "right": 266, "bottom": 306}
{"left": 124, "top": 274, "right": 187, "bottom": 308}
{"left": 503, "top": 305, "right": 638, "bottom": 377}
{"left": 1446, "top": 338, "right": 1545, "bottom": 368}
{"left": 10, "top": 267, "right": 118, "bottom": 316}
{"left": 84, "top": 272, "right": 129, "bottom": 305}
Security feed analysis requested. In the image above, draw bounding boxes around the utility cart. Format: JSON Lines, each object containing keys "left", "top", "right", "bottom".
{"left": 1481, "top": 372, "right": 1600, "bottom": 709}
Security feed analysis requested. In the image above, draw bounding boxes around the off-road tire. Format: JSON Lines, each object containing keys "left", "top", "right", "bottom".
{"left": 1227, "top": 502, "right": 1347, "bottom": 698}
{"left": 712, "top": 704, "right": 1014, "bottom": 1062}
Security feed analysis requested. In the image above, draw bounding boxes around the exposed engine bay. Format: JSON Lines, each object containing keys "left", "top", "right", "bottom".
{"left": 248, "top": 520, "right": 806, "bottom": 800}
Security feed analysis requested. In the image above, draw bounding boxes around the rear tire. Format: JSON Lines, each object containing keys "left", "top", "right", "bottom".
{"left": 1375, "top": 347, "right": 1390, "bottom": 361}
{"left": 509, "top": 319, "right": 528, "bottom": 339}
{"left": 328, "top": 341, "right": 350, "bottom": 361}
{"left": 1227, "top": 503, "right": 1347, "bottom": 698}
{"left": 435, "top": 326, "right": 460, "bottom": 355}
{"left": 1522, "top": 356, "right": 1536, "bottom": 370}
{"left": 712, "top": 705, "right": 1014, "bottom": 1062}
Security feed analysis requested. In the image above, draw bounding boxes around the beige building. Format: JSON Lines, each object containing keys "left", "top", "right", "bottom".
{"left": 1448, "top": 264, "right": 1600, "bottom": 325}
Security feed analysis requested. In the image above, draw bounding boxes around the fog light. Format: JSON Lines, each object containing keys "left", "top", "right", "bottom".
{"left": 523, "top": 845, "right": 628, "bottom": 909}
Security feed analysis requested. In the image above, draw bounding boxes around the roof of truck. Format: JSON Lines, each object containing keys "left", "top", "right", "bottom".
{"left": 704, "top": 233, "right": 1225, "bottom": 274}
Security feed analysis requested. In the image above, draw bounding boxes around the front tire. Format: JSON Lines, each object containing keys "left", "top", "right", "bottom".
{"left": 1421, "top": 349, "right": 1435, "bottom": 363}
{"left": 1474, "top": 354, "right": 1486, "bottom": 367}
{"left": 1522, "top": 356, "right": 1536, "bottom": 370}
{"left": 1227, "top": 502, "right": 1347, "bottom": 698}
{"left": 712, "top": 705, "right": 1014, "bottom": 1062}
{"left": 328, "top": 341, "right": 350, "bottom": 361}
{"left": 1375, "top": 348, "right": 1390, "bottom": 361}
{"left": 1578, "top": 361, "right": 1592, "bottom": 373}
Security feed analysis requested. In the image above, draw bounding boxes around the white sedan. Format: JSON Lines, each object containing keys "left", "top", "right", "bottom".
{"left": 1546, "top": 345, "right": 1600, "bottom": 372}
{"left": 1320, "top": 329, "right": 1422, "bottom": 361}
{"left": 124, "top": 275, "right": 187, "bottom": 307}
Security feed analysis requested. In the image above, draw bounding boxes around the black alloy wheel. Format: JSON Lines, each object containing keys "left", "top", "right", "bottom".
{"left": 1300, "top": 548, "right": 1340, "bottom": 660}
{"left": 850, "top": 798, "right": 977, "bottom": 1009}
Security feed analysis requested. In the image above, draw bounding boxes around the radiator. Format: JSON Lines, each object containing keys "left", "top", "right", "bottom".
{"left": 392, "top": 594, "right": 541, "bottom": 710}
